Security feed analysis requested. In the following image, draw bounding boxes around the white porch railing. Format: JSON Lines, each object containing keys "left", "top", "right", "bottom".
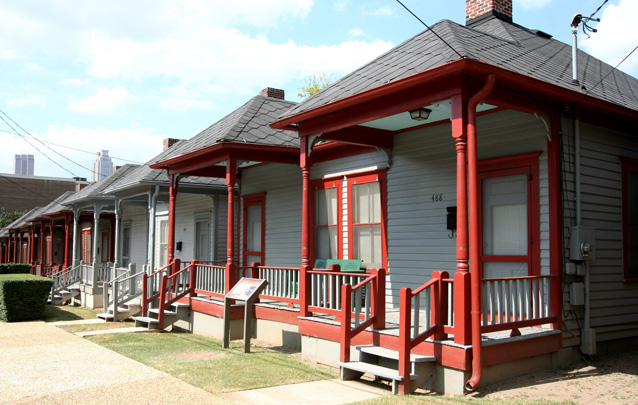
{"left": 257, "top": 266, "right": 300, "bottom": 302}
{"left": 193, "top": 264, "right": 226, "bottom": 297}
{"left": 103, "top": 263, "right": 144, "bottom": 319}
{"left": 50, "top": 262, "right": 82, "bottom": 296}
{"left": 481, "top": 275, "right": 553, "bottom": 330}
{"left": 309, "top": 270, "right": 368, "bottom": 312}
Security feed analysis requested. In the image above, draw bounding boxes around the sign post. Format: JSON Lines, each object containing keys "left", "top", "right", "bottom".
{"left": 222, "top": 277, "right": 268, "bottom": 353}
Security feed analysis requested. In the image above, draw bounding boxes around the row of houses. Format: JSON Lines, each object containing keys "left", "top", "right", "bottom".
{"left": 2, "top": 0, "right": 638, "bottom": 395}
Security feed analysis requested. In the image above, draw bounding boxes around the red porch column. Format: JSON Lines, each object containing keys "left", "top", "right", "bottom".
{"left": 299, "top": 136, "right": 313, "bottom": 317}
{"left": 451, "top": 93, "right": 472, "bottom": 345}
{"left": 167, "top": 174, "right": 179, "bottom": 267}
{"left": 225, "top": 159, "right": 237, "bottom": 293}
{"left": 28, "top": 226, "right": 34, "bottom": 264}
{"left": 40, "top": 224, "right": 45, "bottom": 267}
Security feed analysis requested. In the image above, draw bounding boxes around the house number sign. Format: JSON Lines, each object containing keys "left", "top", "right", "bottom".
{"left": 431, "top": 194, "right": 443, "bottom": 202}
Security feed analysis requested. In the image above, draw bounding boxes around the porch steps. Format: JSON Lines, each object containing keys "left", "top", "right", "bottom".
{"left": 133, "top": 302, "right": 190, "bottom": 330}
{"left": 97, "top": 299, "right": 142, "bottom": 322}
{"left": 48, "top": 286, "right": 81, "bottom": 306}
{"left": 338, "top": 345, "right": 435, "bottom": 395}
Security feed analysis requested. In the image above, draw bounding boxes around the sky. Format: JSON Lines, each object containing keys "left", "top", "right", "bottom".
{"left": 0, "top": 0, "right": 636, "bottom": 181}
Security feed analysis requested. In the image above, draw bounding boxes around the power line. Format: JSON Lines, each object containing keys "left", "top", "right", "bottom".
{"left": 395, "top": 0, "right": 465, "bottom": 60}
{"left": 0, "top": 109, "right": 96, "bottom": 177}
{"left": 589, "top": 0, "right": 609, "bottom": 19}
{"left": 0, "top": 128, "right": 144, "bottom": 164}
{"left": 583, "top": 44, "right": 638, "bottom": 98}
{"left": 0, "top": 173, "right": 74, "bottom": 206}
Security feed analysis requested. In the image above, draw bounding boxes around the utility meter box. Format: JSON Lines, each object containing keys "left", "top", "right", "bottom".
{"left": 570, "top": 226, "right": 596, "bottom": 261}
{"left": 570, "top": 282, "right": 585, "bottom": 306}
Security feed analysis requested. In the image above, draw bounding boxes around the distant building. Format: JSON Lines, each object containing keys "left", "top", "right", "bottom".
{"left": 0, "top": 173, "right": 88, "bottom": 212}
{"left": 14, "top": 154, "right": 34, "bottom": 176}
{"left": 91, "top": 150, "right": 113, "bottom": 182}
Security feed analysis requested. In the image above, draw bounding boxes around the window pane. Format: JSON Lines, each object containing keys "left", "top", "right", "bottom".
{"left": 354, "top": 182, "right": 380, "bottom": 224}
{"left": 246, "top": 205, "right": 262, "bottom": 252}
{"left": 315, "top": 226, "right": 337, "bottom": 259}
{"left": 629, "top": 224, "right": 638, "bottom": 278}
{"left": 483, "top": 174, "right": 528, "bottom": 256}
{"left": 159, "top": 220, "right": 168, "bottom": 244}
{"left": 629, "top": 172, "right": 638, "bottom": 223}
{"left": 483, "top": 262, "right": 528, "bottom": 279}
{"left": 353, "top": 224, "right": 382, "bottom": 268}
{"left": 316, "top": 188, "right": 337, "bottom": 226}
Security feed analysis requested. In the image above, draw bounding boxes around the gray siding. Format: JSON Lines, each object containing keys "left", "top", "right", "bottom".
{"left": 121, "top": 204, "right": 148, "bottom": 267}
{"left": 561, "top": 119, "right": 638, "bottom": 346}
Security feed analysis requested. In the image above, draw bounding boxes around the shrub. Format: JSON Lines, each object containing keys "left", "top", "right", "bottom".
{"left": 0, "top": 274, "right": 54, "bottom": 322}
{"left": 0, "top": 263, "right": 32, "bottom": 275}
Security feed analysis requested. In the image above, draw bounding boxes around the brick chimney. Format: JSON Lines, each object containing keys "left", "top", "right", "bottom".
{"left": 259, "top": 87, "right": 285, "bottom": 100}
{"left": 163, "top": 138, "right": 181, "bottom": 151}
{"left": 466, "top": 0, "right": 512, "bottom": 24}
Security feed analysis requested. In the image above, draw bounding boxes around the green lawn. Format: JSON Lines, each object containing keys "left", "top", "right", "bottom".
{"left": 87, "top": 331, "right": 337, "bottom": 394}
{"left": 42, "top": 305, "right": 101, "bottom": 322}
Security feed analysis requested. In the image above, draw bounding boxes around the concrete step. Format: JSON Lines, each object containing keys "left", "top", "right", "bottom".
{"left": 357, "top": 345, "right": 436, "bottom": 363}
{"left": 338, "top": 360, "right": 417, "bottom": 395}
{"left": 133, "top": 316, "right": 160, "bottom": 329}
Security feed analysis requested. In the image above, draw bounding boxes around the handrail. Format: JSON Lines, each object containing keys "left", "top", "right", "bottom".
{"left": 141, "top": 260, "right": 176, "bottom": 316}
{"left": 102, "top": 264, "right": 142, "bottom": 319}
{"left": 50, "top": 262, "right": 83, "bottom": 298}
{"left": 157, "top": 261, "right": 196, "bottom": 328}
{"left": 397, "top": 271, "right": 448, "bottom": 395}
{"left": 339, "top": 268, "right": 386, "bottom": 363}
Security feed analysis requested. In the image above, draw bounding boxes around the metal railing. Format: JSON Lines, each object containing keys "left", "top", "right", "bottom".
{"left": 50, "top": 262, "right": 83, "bottom": 297}
{"left": 481, "top": 275, "right": 555, "bottom": 333}
{"left": 102, "top": 263, "right": 144, "bottom": 319}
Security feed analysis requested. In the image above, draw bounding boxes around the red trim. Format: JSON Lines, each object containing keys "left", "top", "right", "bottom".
{"left": 548, "top": 116, "right": 563, "bottom": 331}
{"left": 621, "top": 156, "right": 638, "bottom": 281}
{"left": 310, "top": 178, "right": 343, "bottom": 264}
{"left": 242, "top": 193, "right": 266, "bottom": 266}
{"left": 477, "top": 152, "right": 542, "bottom": 279}
{"left": 346, "top": 170, "right": 388, "bottom": 269}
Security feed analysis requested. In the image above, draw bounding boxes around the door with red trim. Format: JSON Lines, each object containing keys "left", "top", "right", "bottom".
{"left": 101, "top": 230, "right": 110, "bottom": 263}
{"left": 243, "top": 194, "right": 265, "bottom": 266}
{"left": 81, "top": 229, "right": 92, "bottom": 263}
{"left": 479, "top": 154, "right": 540, "bottom": 279}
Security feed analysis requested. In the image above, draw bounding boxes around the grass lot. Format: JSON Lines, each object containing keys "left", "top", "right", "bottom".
{"left": 88, "top": 331, "right": 338, "bottom": 394}
{"left": 57, "top": 320, "right": 136, "bottom": 333}
{"left": 353, "top": 396, "right": 573, "bottom": 404}
{"left": 42, "top": 305, "right": 100, "bottom": 322}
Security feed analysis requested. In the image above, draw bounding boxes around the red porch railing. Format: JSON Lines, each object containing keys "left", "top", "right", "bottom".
{"left": 156, "top": 261, "right": 196, "bottom": 329}
{"left": 141, "top": 260, "right": 178, "bottom": 316}
{"left": 339, "top": 268, "right": 386, "bottom": 363}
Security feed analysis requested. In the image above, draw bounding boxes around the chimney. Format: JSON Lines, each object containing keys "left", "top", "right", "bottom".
{"left": 259, "top": 87, "right": 285, "bottom": 100}
{"left": 163, "top": 138, "right": 180, "bottom": 151}
{"left": 466, "top": 0, "right": 512, "bottom": 24}
{"left": 76, "top": 183, "right": 88, "bottom": 191}
{"left": 113, "top": 165, "right": 121, "bottom": 172}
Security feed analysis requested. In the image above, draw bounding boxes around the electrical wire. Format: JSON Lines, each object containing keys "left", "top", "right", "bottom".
{"left": 0, "top": 173, "right": 75, "bottom": 205}
{"left": 0, "top": 128, "right": 143, "bottom": 164}
{"left": 589, "top": 0, "right": 609, "bottom": 19}
{"left": 583, "top": 44, "right": 638, "bottom": 98}
{"left": 395, "top": 0, "right": 465, "bottom": 59}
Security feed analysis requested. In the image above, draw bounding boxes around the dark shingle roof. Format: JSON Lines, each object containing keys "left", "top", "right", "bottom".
{"left": 103, "top": 140, "right": 225, "bottom": 193}
{"left": 64, "top": 164, "right": 140, "bottom": 204}
{"left": 281, "top": 17, "right": 638, "bottom": 118}
{"left": 157, "top": 95, "right": 299, "bottom": 163}
{"left": 37, "top": 191, "right": 75, "bottom": 217}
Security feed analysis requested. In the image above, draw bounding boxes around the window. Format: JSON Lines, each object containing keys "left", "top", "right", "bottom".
{"left": 158, "top": 219, "right": 168, "bottom": 268}
{"left": 243, "top": 194, "right": 265, "bottom": 266}
{"left": 81, "top": 230, "right": 91, "bottom": 263}
{"left": 347, "top": 172, "right": 387, "bottom": 270}
{"left": 312, "top": 179, "right": 342, "bottom": 262}
{"left": 622, "top": 157, "right": 638, "bottom": 281}
{"left": 195, "top": 216, "right": 210, "bottom": 262}
{"left": 121, "top": 224, "right": 131, "bottom": 267}
{"left": 478, "top": 152, "right": 540, "bottom": 279}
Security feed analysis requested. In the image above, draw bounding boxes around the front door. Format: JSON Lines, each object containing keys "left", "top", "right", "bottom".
{"left": 243, "top": 194, "right": 265, "bottom": 266}
{"left": 195, "top": 219, "right": 210, "bottom": 262}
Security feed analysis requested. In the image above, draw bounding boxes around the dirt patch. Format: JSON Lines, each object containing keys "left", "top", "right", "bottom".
{"left": 174, "top": 351, "right": 224, "bottom": 362}
{"left": 469, "top": 351, "right": 638, "bottom": 404}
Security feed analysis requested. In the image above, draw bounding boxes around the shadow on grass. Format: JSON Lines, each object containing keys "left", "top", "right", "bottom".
{"left": 41, "top": 305, "right": 99, "bottom": 322}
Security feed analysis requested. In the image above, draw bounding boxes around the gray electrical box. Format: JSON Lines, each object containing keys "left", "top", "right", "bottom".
{"left": 570, "top": 282, "right": 585, "bottom": 306}
{"left": 570, "top": 226, "right": 596, "bottom": 261}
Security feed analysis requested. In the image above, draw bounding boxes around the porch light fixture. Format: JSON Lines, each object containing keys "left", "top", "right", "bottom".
{"left": 409, "top": 107, "right": 431, "bottom": 121}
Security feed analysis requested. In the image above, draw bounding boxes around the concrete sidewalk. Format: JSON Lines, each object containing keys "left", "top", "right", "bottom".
{"left": 0, "top": 320, "right": 390, "bottom": 404}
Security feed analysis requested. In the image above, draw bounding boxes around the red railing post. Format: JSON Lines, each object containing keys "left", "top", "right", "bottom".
{"left": 225, "top": 262, "right": 237, "bottom": 294}
{"left": 157, "top": 275, "right": 167, "bottom": 329}
{"left": 340, "top": 283, "right": 352, "bottom": 363}
{"left": 190, "top": 260, "right": 198, "bottom": 297}
{"left": 142, "top": 273, "right": 149, "bottom": 317}
{"left": 398, "top": 287, "right": 412, "bottom": 395}
{"left": 433, "top": 271, "right": 449, "bottom": 341}
{"left": 453, "top": 270, "right": 471, "bottom": 345}
{"left": 250, "top": 262, "right": 260, "bottom": 279}
{"left": 172, "top": 258, "right": 181, "bottom": 277}
{"left": 373, "top": 268, "right": 386, "bottom": 330}
{"left": 299, "top": 265, "right": 311, "bottom": 317}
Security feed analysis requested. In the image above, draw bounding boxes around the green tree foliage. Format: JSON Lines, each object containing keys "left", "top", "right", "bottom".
{"left": 0, "top": 208, "right": 26, "bottom": 229}
{"left": 297, "top": 73, "right": 333, "bottom": 99}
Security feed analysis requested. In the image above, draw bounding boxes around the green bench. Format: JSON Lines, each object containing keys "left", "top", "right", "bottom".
{"left": 314, "top": 259, "right": 364, "bottom": 273}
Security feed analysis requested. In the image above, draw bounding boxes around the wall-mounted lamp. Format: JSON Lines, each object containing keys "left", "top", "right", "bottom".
{"left": 409, "top": 107, "right": 432, "bottom": 121}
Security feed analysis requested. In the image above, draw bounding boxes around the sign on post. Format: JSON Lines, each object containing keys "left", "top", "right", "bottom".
{"left": 222, "top": 277, "right": 268, "bottom": 353}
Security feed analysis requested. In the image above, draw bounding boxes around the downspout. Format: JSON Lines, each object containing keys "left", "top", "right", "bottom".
{"left": 465, "top": 73, "right": 496, "bottom": 392}
{"left": 147, "top": 186, "right": 160, "bottom": 271}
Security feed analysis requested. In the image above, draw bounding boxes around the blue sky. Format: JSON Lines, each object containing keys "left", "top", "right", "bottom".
{"left": 0, "top": 0, "right": 636, "bottom": 180}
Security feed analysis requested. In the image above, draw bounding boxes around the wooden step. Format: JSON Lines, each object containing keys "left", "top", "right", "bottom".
{"left": 357, "top": 345, "right": 436, "bottom": 363}
{"left": 133, "top": 316, "right": 159, "bottom": 329}
{"left": 338, "top": 360, "right": 417, "bottom": 395}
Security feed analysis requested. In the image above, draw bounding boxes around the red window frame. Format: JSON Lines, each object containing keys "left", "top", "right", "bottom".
{"left": 478, "top": 152, "right": 541, "bottom": 279}
{"left": 346, "top": 170, "right": 388, "bottom": 270}
{"left": 310, "top": 177, "right": 343, "bottom": 264}
{"left": 81, "top": 229, "right": 92, "bottom": 263}
{"left": 621, "top": 157, "right": 638, "bottom": 282}
{"left": 242, "top": 193, "right": 266, "bottom": 266}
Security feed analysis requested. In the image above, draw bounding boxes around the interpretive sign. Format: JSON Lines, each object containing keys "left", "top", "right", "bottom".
{"left": 222, "top": 278, "right": 268, "bottom": 353}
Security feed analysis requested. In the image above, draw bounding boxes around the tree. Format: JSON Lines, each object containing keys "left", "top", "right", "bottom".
{"left": 297, "top": 73, "right": 333, "bottom": 99}
{"left": 0, "top": 208, "right": 27, "bottom": 229}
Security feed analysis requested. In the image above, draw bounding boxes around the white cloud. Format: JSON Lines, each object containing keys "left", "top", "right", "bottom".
{"left": 6, "top": 95, "right": 46, "bottom": 107}
{"left": 67, "top": 87, "right": 133, "bottom": 115}
{"left": 365, "top": 5, "right": 395, "bottom": 16}
{"left": 518, "top": 0, "right": 552, "bottom": 9}
{"left": 349, "top": 28, "right": 364, "bottom": 37}
{"left": 21, "top": 62, "right": 44, "bottom": 73}
{"left": 0, "top": 124, "right": 166, "bottom": 178}
{"left": 581, "top": 0, "right": 638, "bottom": 76}
{"left": 333, "top": 0, "right": 349, "bottom": 12}
{"left": 63, "top": 78, "right": 91, "bottom": 86}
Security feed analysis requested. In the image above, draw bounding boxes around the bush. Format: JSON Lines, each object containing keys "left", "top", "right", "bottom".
{"left": 0, "top": 274, "right": 54, "bottom": 322}
{"left": 0, "top": 263, "right": 32, "bottom": 275}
